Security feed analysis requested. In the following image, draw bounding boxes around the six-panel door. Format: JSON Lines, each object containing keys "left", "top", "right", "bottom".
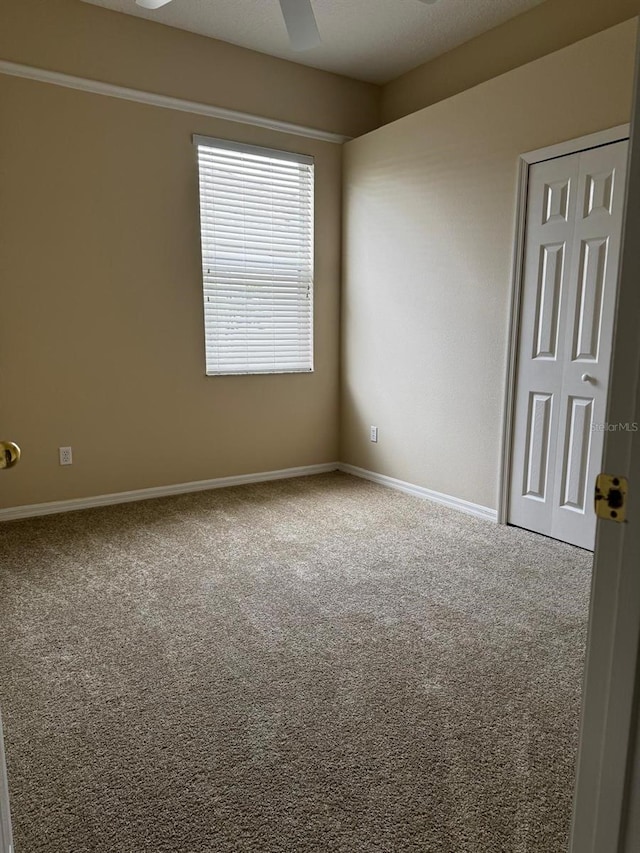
{"left": 509, "top": 140, "right": 629, "bottom": 550}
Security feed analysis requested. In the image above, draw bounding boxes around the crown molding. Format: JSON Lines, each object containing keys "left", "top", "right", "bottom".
{"left": 0, "top": 59, "right": 350, "bottom": 144}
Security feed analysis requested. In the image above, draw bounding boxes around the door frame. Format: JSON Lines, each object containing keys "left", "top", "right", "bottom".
{"left": 0, "top": 711, "right": 13, "bottom": 853}
{"left": 570, "top": 31, "right": 640, "bottom": 849}
{"left": 497, "top": 123, "right": 631, "bottom": 526}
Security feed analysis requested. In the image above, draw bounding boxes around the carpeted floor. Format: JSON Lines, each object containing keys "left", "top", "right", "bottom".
{"left": 0, "top": 472, "right": 591, "bottom": 852}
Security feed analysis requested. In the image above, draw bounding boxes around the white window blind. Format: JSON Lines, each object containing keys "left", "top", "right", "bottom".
{"left": 194, "top": 135, "right": 314, "bottom": 375}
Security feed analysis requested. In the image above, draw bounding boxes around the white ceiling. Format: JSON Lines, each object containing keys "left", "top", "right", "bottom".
{"left": 81, "top": 0, "right": 547, "bottom": 84}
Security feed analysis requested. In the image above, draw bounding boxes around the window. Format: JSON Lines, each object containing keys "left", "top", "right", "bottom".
{"left": 194, "top": 135, "right": 314, "bottom": 375}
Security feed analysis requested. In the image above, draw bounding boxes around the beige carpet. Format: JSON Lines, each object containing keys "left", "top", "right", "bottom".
{"left": 0, "top": 472, "right": 591, "bottom": 852}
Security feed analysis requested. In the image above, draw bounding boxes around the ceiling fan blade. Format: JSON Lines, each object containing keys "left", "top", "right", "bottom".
{"left": 278, "top": 0, "right": 321, "bottom": 52}
{"left": 135, "top": 0, "right": 173, "bottom": 9}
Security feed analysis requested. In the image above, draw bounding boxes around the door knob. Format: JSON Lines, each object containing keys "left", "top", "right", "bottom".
{"left": 581, "top": 373, "right": 595, "bottom": 383}
{"left": 0, "top": 441, "right": 21, "bottom": 470}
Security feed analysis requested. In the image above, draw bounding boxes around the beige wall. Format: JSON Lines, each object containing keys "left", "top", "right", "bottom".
{"left": 1, "top": 1, "right": 636, "bottom": 511}
{"left": 341, "top": 20, "right": 637, "bottom": 511}
{"left": 382, "top": 0, "right": 640, "bottom": 123}
{"left": 0, "top": 0, "right": 381, "bottom": 509}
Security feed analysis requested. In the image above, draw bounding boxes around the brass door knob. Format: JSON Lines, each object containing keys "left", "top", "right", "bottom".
{"left": 0, "top": 441, "right": 21, "bottom": 470}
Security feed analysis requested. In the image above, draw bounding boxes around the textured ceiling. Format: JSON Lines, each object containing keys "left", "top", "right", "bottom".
{"left": 81, "top": 0, "right": 547, "bottom": 84}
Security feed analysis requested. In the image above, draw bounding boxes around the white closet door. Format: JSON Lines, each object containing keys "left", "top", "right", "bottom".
{"left": 509, "top": 140, "right": 628, "bottom": 550}
{"left": 509, "top": 153, "right": 580, "bottom": 543}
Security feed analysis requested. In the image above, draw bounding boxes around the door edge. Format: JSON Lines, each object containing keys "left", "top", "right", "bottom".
{"left": 0, "top": 711, "right": 13, "bottom": 853}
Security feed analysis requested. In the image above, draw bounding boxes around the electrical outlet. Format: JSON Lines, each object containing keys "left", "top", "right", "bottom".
{"left": 59, "top": 446, "right": 73, "bottom": 466}
{"left": 370, "top": 426, "right": 378, "bottom": 443}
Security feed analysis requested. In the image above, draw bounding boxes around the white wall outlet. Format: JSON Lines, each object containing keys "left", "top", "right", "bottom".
{"left": 59, "top": 446, "right": 73, "bottom": 466}
{"left": 370, "top": 426, "right": 378, "bottom": 443}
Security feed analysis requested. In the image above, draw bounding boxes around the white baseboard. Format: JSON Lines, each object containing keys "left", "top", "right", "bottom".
{"left": 0, "top": 462, "right": 339, "bottom": 522}
{"left": 0, "top": 461, "right": 497, "bottom": 524}
{"left": 0, "top": 711, "right": 13, "bottom": 853}
{"left": 338, "top": 463, "right": 498, "bottom": 523}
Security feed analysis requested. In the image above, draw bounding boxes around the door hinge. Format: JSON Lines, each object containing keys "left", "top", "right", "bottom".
{"left": 594, "top": 473, "right": 628, "bottom": 522}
